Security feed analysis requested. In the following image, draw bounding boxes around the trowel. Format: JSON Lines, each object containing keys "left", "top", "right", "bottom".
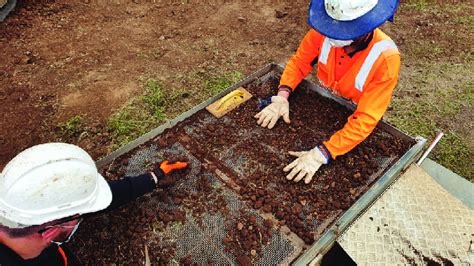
{"left": 206, "top": 87, "right": 252, "bottom": 118}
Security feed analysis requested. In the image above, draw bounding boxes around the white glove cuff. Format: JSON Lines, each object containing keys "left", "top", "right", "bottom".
{"left": 314, "top": 146, "right": 329, "bottom": 164}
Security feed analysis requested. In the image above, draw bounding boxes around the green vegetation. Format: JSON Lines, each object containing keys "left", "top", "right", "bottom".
{"left": 387, "top": 62, "right": 473, "bottom": 180}
{"left": 59, "top": 115, "right": 84, "bottom": 136}
{"left": 107, "top": 1, "right": 472, "bottom": 181}
{"left": 203, "top": 72, "right": 243, "bottom": 96}
{"left": 382, "top": 1, "right": 474, "bottom": 181}
{"left": 107, "top": 71, "right": 242, "bottom": 148}
{"left": 108, "top": 79, "right": 166, "bottom": 147}
{"left": 158, "top": 70, "right": 243, "bottom": 118}
{"left": 403, "top": 0, "right": 430, "bottom": 11}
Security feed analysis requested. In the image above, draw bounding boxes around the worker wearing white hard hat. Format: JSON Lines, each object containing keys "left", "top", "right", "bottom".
{"left": 0, "top": 143, "right": 188, "bottom": 265}
{"left": 255, "top": 0, "right": 401, "bottom": 184}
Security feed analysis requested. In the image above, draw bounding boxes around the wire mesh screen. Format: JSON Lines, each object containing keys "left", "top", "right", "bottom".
{"left": 70, "top": 71, "right": 414, "bottom": 265}
{"left": 114, "top": 143, "right": 299, "bottom": 265}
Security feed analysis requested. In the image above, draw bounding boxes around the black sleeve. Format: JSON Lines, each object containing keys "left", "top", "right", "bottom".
{"left": 106, "top": 173, "right": 156, "bottom": 210}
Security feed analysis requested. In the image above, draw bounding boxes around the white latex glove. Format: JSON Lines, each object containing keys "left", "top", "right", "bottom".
{"left": 254, "top": 95, "right": 290, "bottom": 129}
{"left": 284, "top": 148, "right": 328, "bottom": 184}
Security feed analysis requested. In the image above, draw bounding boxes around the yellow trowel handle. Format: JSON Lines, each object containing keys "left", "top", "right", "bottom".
{"left": 217, "top": 90, "right": 245, "bottom": 110}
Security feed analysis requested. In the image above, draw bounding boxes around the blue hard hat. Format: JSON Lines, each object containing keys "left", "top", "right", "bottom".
{"left": 308, "top": 0, "right": 399, "bottom": 40}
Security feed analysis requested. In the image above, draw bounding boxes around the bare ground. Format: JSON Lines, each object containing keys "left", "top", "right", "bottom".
{"left": 0, "top": 0, "right": 472, "bottom": 179}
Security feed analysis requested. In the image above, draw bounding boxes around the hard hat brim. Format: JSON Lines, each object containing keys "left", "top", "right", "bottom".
{"left": 89, "top": 172, "right": 113, "bottom": 215}
{"left": 308, "top": 0, "right": 399, "bottom": 40}
{"left": 0, "top": 172, "right": 112, "bottom": 229}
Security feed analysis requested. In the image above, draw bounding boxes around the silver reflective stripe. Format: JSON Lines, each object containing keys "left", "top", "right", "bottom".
{"left": 319, "top": 37, "right": 331, "bottom": 65}
{"left": 355, "top": 40, "right": 398, "bottom": 92}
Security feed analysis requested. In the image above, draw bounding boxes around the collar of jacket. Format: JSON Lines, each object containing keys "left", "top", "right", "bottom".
{"left": 347, "top": 31, "right": 374, "bottom": 58}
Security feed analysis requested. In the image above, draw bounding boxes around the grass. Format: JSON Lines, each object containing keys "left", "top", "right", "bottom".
{"left": 106, "top": 1, "right": 472, "bottom": 180}
{"left": 158, "top": 70, "right": 243, "bottom": 118}
{"left": 381, "top": 1, "right": 474, "bottom": 181}
{"left": 403, "top": 0, "right": 431, "bottom": 11}
{"left": 107, "top": 71, "right": 242, "bottom": 148}
{"left": 59, "top": 115, "right": 84, "bottom": 136}
{"left": 108, "top": 79, "right": 166, "bottom": 147}
{"left": 386, "top": 61, "right": 473, "bottom": 180}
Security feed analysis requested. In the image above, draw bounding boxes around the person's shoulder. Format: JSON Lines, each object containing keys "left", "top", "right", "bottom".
{"left": 373, "top": 28, "right": 395, "bottom": 42}
{"left": 308, "top": 28, "right": 324, "bottom": 39}
{"left": 305, "top": 28, "right": 325, "bottom": 47}
{"left": 371, "top": 28, "right": 400, "bottom": 58}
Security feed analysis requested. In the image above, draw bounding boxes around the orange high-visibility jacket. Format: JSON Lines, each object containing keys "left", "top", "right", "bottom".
{"left": 279, "top": 28, "right": 400, "bottom": 159}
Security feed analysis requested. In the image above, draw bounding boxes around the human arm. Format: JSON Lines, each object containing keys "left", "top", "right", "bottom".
{"left": 278, "top": 29, "right": 323, "bottom": 96}
{"left": 284, "top": 52, "right": 400, "bottom": 184}
{"left": 323, "top": 53, "right": 401, "bottom": 159}
{"left": 106, "top": 173, "right": 156, "bottom": 210}
{"left": 106, "top": 161, "right": 188, "bottom": 210}
{"left": 255, "top": 30, "right": 322, "bottom": 129}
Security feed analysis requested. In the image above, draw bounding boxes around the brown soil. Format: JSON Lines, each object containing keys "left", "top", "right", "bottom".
{"left": 2, "top": 1, "right": 471, "bottom": 179}
{"left": 0, "top": 0, "right": 307, "bottom": 167}
{"left": 69, "top": 76, "right": 413, "bottom": 264}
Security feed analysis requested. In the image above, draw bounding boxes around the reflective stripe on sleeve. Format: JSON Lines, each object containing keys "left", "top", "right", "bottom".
{"left": 354, "top": 40, "right": 398, "bottom": 92}
{"left": 319, "top": 37, "right": 331, "bottom": 65}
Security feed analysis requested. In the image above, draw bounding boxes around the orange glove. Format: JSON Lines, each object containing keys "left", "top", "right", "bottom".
{"left": 159, "top": 160, "right": 189, "bottom": 175}
{"left": 150, "top": 160, "right": 189, "bottom": 188}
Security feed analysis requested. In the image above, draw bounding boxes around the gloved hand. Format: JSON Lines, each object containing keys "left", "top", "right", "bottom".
{"left": 283, "top": 148, "right": 327, "bottom": 184}
{"left": 151, "top": 160, "right": 189, "bottom": 188}
{"left": 254, "top": 95, "right": 290, "bottom": 129}
{"left": 159, "top": 160, "right": 188, "bottom": 174}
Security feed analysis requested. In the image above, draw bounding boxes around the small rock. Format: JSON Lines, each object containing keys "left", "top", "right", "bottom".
{"left": 21, "top": 56, "right": 33, "bottom": 64}
{"left": 207, "top": 124, "right": 216, "bottom": 132}
{"left": 236, "top": 255, "right": 251, "bottom": 265}
{"left": 237, "top": 222, "right": 244, "bottom": 231}
{"left": 250, "top": 249, "right": 257, "bottom": 256}
{"left": 249, "top": 215, "right": 257, "bottom": 224}
{"left": 276, "top": 211, "right": 285, "bottom": 219}
{"left": 179, "top": 134, "right": 191, "bottom": 143}
{"left": 223, "top": 236, "right": 233, "bottom": 244}
{"left": 263, "top": 219, "right": 273, "bottom": 228}
{"left": 275, "top": 10, "right": 288, "bottom": 19}
{"left": 262, "top": 204, "right": 272, "bottom": 213}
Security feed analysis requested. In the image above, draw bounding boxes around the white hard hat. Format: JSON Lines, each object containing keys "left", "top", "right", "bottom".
{"left": 0, "top": 143, "right": 112, "bottom": 228}
{"left": 325, "top": 0, "right": 378, "bottom": 21}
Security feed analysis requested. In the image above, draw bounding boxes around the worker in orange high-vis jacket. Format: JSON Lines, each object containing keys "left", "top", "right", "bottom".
{"left": 255, "top": 0, "right": 401, "bottom": 184}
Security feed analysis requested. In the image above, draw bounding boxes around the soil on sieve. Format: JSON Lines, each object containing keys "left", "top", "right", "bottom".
{"left": 172, "top": 76, "right": 413, "bottom": 244}
{"left": 69, "top": 75, "right": 414, "bottom": 264}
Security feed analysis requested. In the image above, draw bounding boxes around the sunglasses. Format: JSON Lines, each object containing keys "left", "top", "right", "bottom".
{"left": 38, "top": 217, "right": 83, "bottom": 245}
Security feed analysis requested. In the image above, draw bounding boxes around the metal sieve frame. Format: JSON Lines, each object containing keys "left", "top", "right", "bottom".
{"left": 96, "top": 63, "right": 427, "bottom": 264}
